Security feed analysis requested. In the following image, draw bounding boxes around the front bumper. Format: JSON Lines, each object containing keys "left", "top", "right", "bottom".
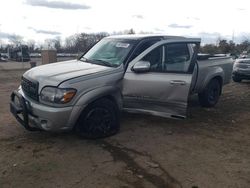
{"left": 10, "top": 90, "right": 81, "bottom": 131}
{"left": 233, "top": 70, "right": 250, "bottom": 80}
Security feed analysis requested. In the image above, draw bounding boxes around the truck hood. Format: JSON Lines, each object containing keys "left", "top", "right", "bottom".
{"left": 23, "top": 59, "right": 114, "bottom": 88}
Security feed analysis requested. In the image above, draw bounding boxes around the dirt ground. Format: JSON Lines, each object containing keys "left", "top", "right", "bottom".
{"left": 0, "top": 69, "right": 250, "bottom": 188}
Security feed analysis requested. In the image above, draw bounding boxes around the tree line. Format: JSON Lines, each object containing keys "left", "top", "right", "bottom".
{"left": 0, "top": 29, "right": 136, "bottom": 54}
{"left": 200, "top": 40, "right": 250, "bottom": 56}
{"left": 0, "top": 32, "right": 108, "bottom": 54}
{"left": 1, "top": 30, "right": 250, "bottom": 56}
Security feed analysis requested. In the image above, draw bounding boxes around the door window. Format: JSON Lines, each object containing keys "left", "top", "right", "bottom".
{"left": 130, "top": 39, "right": 161, "bottom": 61}
{"left": 139, "top": 43, "right": 191, "bottom": 73}
{"left": 163, "top": 43, "right": 191, "bottom": 73}
{"left": 141, "top": 46, "right": 163, "bottom": 72}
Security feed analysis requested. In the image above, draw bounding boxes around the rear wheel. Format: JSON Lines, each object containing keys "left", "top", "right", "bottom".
{"left": 232, "top": 76, "right": 242, "bottom": 82}
{"left": 198, "top": 79, "right": 221, "bottom": 107}
{"left": 75, "top": 98, "right": 120, "bottom": 139}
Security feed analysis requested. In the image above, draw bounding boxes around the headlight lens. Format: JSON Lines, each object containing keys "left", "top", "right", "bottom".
{"left": 40, "top": 87, "right": 76, "bottom": 104}
{"left": 233, "top": 63, "right": 240, "bottom": 70}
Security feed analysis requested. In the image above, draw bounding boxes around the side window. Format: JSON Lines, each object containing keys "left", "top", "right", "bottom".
{"left": 130, "top": 39, "right": 160, "bottom": 61}
{"left": 136, "top": 43, "right": 193, "bottom": 73}
{"left": 164, "top": 43, "right": 191, "bottom": 73}
{"left": 142, "top": 46, "right": 163, "bottom": 71}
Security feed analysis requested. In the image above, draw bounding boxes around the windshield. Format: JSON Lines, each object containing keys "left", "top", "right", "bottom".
{"left": 80, "top": 38, "right": 135, "bottom": 67}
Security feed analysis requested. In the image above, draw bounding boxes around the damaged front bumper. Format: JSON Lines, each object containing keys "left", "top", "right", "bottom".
{"left": 10, "top": 89, "right": 77, "bottom": 132}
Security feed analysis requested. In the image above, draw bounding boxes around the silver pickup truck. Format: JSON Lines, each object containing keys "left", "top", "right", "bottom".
{"left": 10, "top": 35, "right": 233, "bottom": 138}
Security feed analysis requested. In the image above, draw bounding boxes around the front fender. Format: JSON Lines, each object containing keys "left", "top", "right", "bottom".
{"left": 67, "top": 86, "right": 122, "bottom": 128}
{"left": 75, "top": 86, "right": 122, "bottom": 109}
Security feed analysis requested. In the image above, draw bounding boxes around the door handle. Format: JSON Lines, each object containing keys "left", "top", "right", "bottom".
{"left": 170, "top": 80, "right": 186, "bottom": 85}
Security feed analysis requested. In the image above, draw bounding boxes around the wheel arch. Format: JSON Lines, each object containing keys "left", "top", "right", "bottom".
{"left": 69, "top": 86, "right": 122, "bottom": 129}
{"left": 212, "top": 76, "right": 223, "bottom": 95}
{"left": 198, "top": 75, "right": 223, "bottom": 107}
{"left": 200, "top": 67, "right": 224, "bottom": 94}
{"left": 75, "top": 86, "right": 122, "bottom": 109}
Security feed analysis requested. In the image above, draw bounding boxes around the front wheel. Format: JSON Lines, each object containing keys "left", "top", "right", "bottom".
{"left": 198, "top": 79, "right": 221, "bottom": 107}
{"left": 232, "top": 76, "right": 242, "bottom": 82}
{"left": 75, "top": 98, "right": 120, "bottom": 139}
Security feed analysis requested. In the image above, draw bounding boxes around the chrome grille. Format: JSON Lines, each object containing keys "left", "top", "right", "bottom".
{"left": 21, "top": 77, "right": 39, "bottom": 101}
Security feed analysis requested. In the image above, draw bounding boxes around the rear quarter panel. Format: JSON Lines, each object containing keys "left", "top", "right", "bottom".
{"left": 194, "top": 57, "right": 233, "bottom": 93}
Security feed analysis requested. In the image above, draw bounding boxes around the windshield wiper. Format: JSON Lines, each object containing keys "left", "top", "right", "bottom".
{"left": 90, "top": 59, "right": 114, "bottom": 67}
{"left": 80, "top": 57, "right": 114, "bottom": 67}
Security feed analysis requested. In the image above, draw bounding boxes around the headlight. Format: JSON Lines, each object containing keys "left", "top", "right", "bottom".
{"left": 233, "top": 63, "right": 239, "bottom": 71}
{"left": 40, "top": 87, "right": 76, "bottom": 104}
{"left": 234, "top": 63, "right": 240, "bottom": 68}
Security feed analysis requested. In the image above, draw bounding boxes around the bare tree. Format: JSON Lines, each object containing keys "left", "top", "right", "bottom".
{"left": 63, "top": 32, "right": 108, "bottom": 53}
{"left": 65, "top": 34, "right": 77, "bottom": 53}
{"left": 127, "top": 28, "right": 135, "bottom": 34}
{"left": 54, "top": 36, "right": 62, "bottom": 52}
{"left": 27, "top": 40, "right": 36, "bottom": 52}
{"left": 8, "top": 34, "right": 23, "bottom": 46}
{"left": 44, "top": 39, "right": 54, "bottom": 49}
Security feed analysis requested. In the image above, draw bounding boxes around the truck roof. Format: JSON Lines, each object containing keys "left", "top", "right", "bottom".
{"left": 106, "top": 34, "right": 186, "bottom": 41}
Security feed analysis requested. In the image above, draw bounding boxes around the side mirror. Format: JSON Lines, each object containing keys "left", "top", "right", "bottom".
{"left": 132, "top": 61, "right": 150, "bottom": 73}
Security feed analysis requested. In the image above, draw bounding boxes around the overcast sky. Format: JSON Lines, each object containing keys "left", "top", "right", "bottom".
{"left": 0, "top": 0, "right": 250, "bottom": 44}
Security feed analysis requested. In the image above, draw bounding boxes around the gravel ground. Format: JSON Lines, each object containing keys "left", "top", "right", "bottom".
{"left": 0, "top": 69, "right": 250, "bottom": 188}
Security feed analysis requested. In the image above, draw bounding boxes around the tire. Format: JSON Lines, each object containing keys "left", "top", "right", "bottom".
{"left": 198, "top": 79, "right": 221, "bottom": 107}
{"left": 75, "top": 98, "right": 120, "bottom": 139}
{"left": 232, "top": 76, "right": 242, "bottom": 82}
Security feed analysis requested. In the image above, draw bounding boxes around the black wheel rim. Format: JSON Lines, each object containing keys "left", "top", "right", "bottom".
{"left": 84, "top": 107, "right": 114, "bottom": 135}
{"left": 208, "top": 86, "right": 219, "bottom": 103}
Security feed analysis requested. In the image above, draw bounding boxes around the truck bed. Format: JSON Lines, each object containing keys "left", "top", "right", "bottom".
{"left": 192, "top": 56, "right": 234, "bottom": 93}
